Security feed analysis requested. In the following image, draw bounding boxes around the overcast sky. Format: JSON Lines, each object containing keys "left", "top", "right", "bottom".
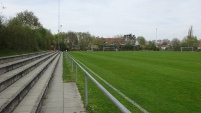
{"left": 1, "top": 0, "right": 201, "bottom": 40}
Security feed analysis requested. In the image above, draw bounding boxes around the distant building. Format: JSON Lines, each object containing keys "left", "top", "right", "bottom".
{"left": 103, "top": 38, "right": 123, "bottom": 45}
{"left": 161, "top": 46, "right": 167, "bottom": 51}
{"left": 93, "top": 35, "right": 137, "bottom": 51}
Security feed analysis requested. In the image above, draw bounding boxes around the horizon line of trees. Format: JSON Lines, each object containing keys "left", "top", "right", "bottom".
{"left": 135, "top": 26, "right": 200, "bottom": 51}
{"left": 57, "top": 26, "right": 200, "bottom": 51}
{"left": 1, "top": 9, "right": 200, "bottom": 52}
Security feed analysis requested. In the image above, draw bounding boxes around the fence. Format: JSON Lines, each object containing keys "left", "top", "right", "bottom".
{"left": 65, "top": 52, "right": 131, "bottom": 113}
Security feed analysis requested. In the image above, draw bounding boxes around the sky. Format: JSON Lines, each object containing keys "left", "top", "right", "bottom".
{"left": 1, "top": 0, "right": 201, "bottom": 40}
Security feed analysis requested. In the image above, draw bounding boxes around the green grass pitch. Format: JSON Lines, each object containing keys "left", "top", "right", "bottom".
{"left": 68, "top": 51, "right": 201, "bottom": 113}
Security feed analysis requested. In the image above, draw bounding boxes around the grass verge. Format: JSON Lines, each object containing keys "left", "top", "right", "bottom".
{"left": 63, "top": 53, "right": 75, "bottom": 82}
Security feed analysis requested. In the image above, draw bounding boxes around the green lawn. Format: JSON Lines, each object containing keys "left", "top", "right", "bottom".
{"left": 66, "top": 51, "right": 201, "bottom": 113}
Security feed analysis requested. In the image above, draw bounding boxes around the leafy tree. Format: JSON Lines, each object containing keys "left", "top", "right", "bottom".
{"left": 0, "top": 4, "right": 7, "bottom": 49}
{"left": 147, "top": 40, "right": 156, "bottom": 50}
{"left": 36, "top": 27, "right": 53, "bottom": 50}
{"left": 1, "top": 10, "right": 54, "bottom": 52}
{"left": 171, "top": 38, "right": 181, "bottom": 51}
{"left": 4, "top": 17, "right": 24, "bottom": 50}
{"left": 181, "top": 26, "right": 199, "bottom": 51}
{"left": 78, "top": 32, "right": 94, "bottom": 50}
{"left": 59, "top": 32, "right": 67, "bottom": 51}
{"left": 137, "top": 36, "right": 146, "bottom": 45}
{"left": 16, "top": 10, "right": 41, "bottom": 28}
{"left": 66, "top": 31, "right": 78, "bottom": 50}
{"left": 94, "top": 37, "right": 104, "bottom": 50}
{"left": 0, "top": 14, "right": 6, "bottom": 49}
{"left": 137, "top": 36, "right": 146, "bottom": 50}
{"left": 123, "top": 34, "right": 136, "bottom": 46}
{"left": 3, "top": 17, "right": 38, "bottom": 51}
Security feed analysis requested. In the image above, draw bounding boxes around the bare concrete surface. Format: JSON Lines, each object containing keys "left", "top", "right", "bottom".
{"left": 64, "top": 83, "right": 86, "bottom": 113}
{"left": 12, "top": 54, "right": 60, "bottom": 113}
{"left": 41, "top": 53, "right": 86, "bottom": 113}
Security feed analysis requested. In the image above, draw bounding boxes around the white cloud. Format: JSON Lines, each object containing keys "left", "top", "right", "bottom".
{"left": 1, "top": 0, "right": 201, "bottom": 40}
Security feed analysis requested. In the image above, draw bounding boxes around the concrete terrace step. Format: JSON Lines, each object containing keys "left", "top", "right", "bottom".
{"left": 0, "top": 51, "right": 47, "bottom": 65}
{"left": 0, "top": 52, "right": 59, "bottom": 113}
{"left": 0, "top": 51, "right": 53, "bottom": 75}
{"left": 0, "top": 52, "right": 57, "bottom": 92}
{"left": 12, "top": 53, "right": 61, "bottom": 113}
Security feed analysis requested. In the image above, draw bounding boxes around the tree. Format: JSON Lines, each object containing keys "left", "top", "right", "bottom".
{"left": 0, "top": 4, "right": 6, "bottom": 49}
{"left": 56, "top": 32, "right": 68, "bottom": 51}
{"left": 1, "top": 10, "right": 53, "bottom": 51}
{"left": 147, "top": 40, "right": 156, "bottom": 50}
{"left": 3, "top": 17, "right": 39, "bottom": 51}
{"left": 78, "top": 32, "right": 94, "bottom": 50}
{"left": 171, "top": 38, "right": 181, "bottom": 51}
{"left": 137, "top": 36, "right": 146, "bottom": 50}
{"left": 35, "top": 27, "right": 53, "bottom": 50}
{"left": 0, "top": 14, "right": 6, "bottom": 49}
{"left": 66, "top": 31, "right": 78, "bottom": 50}
{"left": 186, "top": 26, "right": 194, "bottom": 47}
{"left": 123, "top": 34, "right": 136, "bottom": 45}
{"left": 94, "top": 37, "right": 105, "bottom": 50}
{"left": 137, "top": 36, "right": 146, "bottom": 45}
{"left": 16, "top": 10, "right": 41, "bottom": 28}
{"left": 192, "top": 36, "right": 199, "bottom": 50}
{"left": 182, "top": 26, "right": 199, "bottom": 51}
{"left": 4, "top": 17, "right": 24, "bottom": 50}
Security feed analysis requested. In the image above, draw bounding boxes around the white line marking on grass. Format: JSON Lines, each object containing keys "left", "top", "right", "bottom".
{"left": 74, "top": 58, "right": 149, "bottom": 113}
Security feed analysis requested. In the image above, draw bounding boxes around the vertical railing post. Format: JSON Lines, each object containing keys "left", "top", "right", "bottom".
{"left": 76, "top": 64, "right": 78, "bottom": 83}
{"left": 70, "top": 57, "right": 72, "bottom": 67}
{"left": 85, "top": 72, "right": 88, "bottom": 107}
{"left": 67, "top": 53, "right": 69, "bottom": 62}
{"left": 66, "top": 53, "right": 70, "bottom": 66}
{"left": 69, "top": 55, "right": 70, "bottom": 64}
{"left": 68, "top": 55, "right": 70, "bottom": 67}
{"left": 66, "top": 55, "right": 69, "bottom": 63}
{"left": 72, "top": 60, "right": 73, "bottom": 72}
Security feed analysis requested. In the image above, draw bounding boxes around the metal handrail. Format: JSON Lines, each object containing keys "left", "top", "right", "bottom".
{"left": 65, "top": 52, "right": 131, "bottom": 113}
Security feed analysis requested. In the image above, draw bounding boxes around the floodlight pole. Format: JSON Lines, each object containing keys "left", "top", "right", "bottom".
{"left": 156, "top": 28, "right": 157, "bottom": 41}
{"left": 58, "top": 0, "right": 60, "bottom": 51}
{"left": 60, "top": 25, "right": 62, "bottom": 51}
{"left": 58, "top": 30, "right": 60, "bottom": 51}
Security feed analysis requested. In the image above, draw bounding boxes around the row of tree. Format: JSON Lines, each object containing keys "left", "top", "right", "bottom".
{"left": 0, "top": 10, "right": 54, "bottom": 51}
{"left": 56, "top": 26, "right": 200, "bottom": 51}
{"left": 135, "top": 26, "right": 200, "bottom": 51}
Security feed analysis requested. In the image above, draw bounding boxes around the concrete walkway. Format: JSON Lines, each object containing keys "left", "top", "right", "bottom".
{"left": 41, "top": 53, "right": 86, "bottom": 113}
{"left": 64, "top": 83, "right": 86, "bottom": 113}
